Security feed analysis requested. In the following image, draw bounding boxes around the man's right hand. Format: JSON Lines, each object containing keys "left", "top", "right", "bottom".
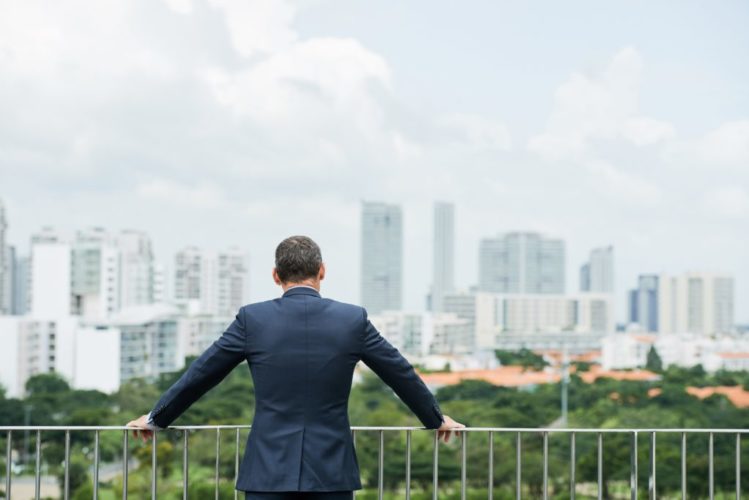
{"left": 437, "top": 415, "right": 465, "bottom": 443}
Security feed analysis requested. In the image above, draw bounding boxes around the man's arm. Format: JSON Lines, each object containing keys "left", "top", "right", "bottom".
{"left": 359, "top": 308, "right": 446, "bottom": 429}
{"left": 127, "top": 308, "right": 247, "bottom": 438}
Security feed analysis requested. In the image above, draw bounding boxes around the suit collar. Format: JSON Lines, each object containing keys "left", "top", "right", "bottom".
{"left": 282, "top": 286, "right": 321, "bottom": 298}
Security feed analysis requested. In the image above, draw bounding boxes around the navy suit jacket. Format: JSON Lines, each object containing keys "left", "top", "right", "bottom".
{"left": 148, "top": 287, "right": 444, "bottom": 492}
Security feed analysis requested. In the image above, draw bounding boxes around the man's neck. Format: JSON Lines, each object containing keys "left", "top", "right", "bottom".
{"left": 282, "top": 282, "right": 320, "bottom": 292}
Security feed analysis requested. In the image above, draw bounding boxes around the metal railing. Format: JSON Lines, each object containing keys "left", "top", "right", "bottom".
{"left": 1, "top": 426, "right": 747, "bottom": 499}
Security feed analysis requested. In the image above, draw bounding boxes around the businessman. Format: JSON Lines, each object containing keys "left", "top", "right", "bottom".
{"left": 127, "top": 235, "right": 463, "bottom": 499}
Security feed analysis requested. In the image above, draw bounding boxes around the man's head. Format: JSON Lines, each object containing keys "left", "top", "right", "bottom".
{"left": 273, "top": 235, "right": 325, "bottom": 289}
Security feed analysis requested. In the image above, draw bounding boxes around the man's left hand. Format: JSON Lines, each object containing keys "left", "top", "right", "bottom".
{"left": 126, "top": 414, "right": 154, "bottom": 443}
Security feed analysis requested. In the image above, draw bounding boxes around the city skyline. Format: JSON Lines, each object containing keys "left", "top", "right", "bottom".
{"left": 0, "top": 197, "right": 741, "bottom": 326}
{"left": 1, "top": 0, "right": 747, "bottom": 321}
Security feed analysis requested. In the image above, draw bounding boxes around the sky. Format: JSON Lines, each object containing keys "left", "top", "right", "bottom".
{"left": 1, "top": 0, "right": 747, "bottom": 322}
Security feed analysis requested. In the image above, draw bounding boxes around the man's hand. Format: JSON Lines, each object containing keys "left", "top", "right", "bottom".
{"left": 437, "top": 415, "right": 465, "bottom": 443}
{"left": 126, "top": 414, "right": 154, "bottom": 443}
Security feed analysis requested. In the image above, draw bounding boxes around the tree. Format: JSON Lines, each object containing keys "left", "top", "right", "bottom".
{"left": 645, "top": 346, "right": 663, "bottom": 372}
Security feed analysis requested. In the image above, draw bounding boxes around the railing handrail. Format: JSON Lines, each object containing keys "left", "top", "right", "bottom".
{"left": 1, "top": 425, "right": 748, "bottom": 433}
{"left": 2, "top": 424, "right": 746, "bottom": 499}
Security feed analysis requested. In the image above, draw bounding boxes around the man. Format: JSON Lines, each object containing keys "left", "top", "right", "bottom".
{"left": 127, "top": 235, "right": 464, "bottom": 499}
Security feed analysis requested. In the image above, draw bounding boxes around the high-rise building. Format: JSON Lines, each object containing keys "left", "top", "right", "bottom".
{"left": 431, "top": 202, "right": 455, "bottom": 312}
{"left": 118, "top": 230, "right": 155, "bottom": 309}
{"left": 71, "top": 227, "right": 121, "bottom": 320}
{"left": 173, "top": 247, "right": 249, "bottom": 316}
{"left": 0, "top": 199, "right": 9, "bottom": 314}
{"left": 628, "top": 272, "right": 735, "bottom": 335}
{"left": 30, "top": 236, "right": 72, "bottom": 318}
{"left": 11, "top": 253, "right": 29, "bottom": 315}
{"left": 628, "top": 274, "right": 660, "bottom": 332}
{"left": 580, "top": 246, "right": 614, "bottom": 293}
{"left": 361, "top": 202, "right": 403, "bottom": 314}
{"left": 478, "top": 232, "right": 565, "bottom": 294}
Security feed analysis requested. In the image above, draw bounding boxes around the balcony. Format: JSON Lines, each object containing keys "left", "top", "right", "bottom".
{"left": 0, "top": 426, "right": 746, "bottom": 499}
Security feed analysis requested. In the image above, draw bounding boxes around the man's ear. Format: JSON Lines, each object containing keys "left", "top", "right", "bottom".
{"left": 319, "top": 263, "right": 326, "bottom": 282}
{"left": 272, "top": 268, "right": 282, "bottom": 285}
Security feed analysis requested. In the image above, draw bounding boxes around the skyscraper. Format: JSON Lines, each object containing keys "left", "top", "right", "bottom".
{"left": 431, "top": 202, "right": 455, "bottom": 312}
{"left": 580, "top": 245, "right": 614, "bottom": 293}
{"left": 0, "top": 199, "right": 9, "bottom": 314}
{"left": 478, "top": 232, "right": 565, "bottom": 294}
{"left": 360, "top": 202, "right": 403, "bottom": 314}
{"left": 628, "top": 274, "right": 660, "bottom": 332}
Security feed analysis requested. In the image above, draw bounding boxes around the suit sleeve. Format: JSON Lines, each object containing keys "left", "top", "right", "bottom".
{"left": 359, "top": 308, "right": 444, "bottom": 429}
{"left": 147, "top": 308, "right": 248, "bottom": 428}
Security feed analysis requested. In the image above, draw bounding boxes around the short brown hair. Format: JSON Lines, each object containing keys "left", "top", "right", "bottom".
{"left": 275, "top": 236, "right": 323, "bottom": 283}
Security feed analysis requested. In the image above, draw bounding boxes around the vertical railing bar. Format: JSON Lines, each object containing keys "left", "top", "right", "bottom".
{"left": 378, "top": 430, "right": 384, "bottom": 500}
{"left": 63, "top": 430, "right": 70, "bottom": 500}
{"left": 681, "top": 432, "right": 686, "bottom": 500}
{"left": 736, "top": 433, "right": 741, "bottom": 500}
{"left": 709, "top": 432, "right": 714, "bottom": 500}
{"left": 215, "top": 428, "right": 221, "bottom": 500}
{"left": 151, "top": 431, "right": 157, "bottom": 500}
{"left": 34, "top": 430, "right": 40, "bottom": 500}
{"left": 122, "top": 430, "right": 128, "bottom": 500}
{"left": 234, "top": 428, "right": 240, "bottom": 500}
{"left": 516, "top": 432, "right": 521, "bottom": 500}
{"left": 182, "top": 430, "right": 189, "bottom": 500}
{"left": 406, "top": 430, "right": 412, "bottom": 500}
{"left": 352, "top": 430, "right": 357, "bottom": 500}
{"left": 649, "top": 431, "right": 656, "bottom": 500}
{"left": 433, "top": 430, "right": 439, "bottom": 500}
{"left": 630, "top": 431, "right": 638, "bottom": 500}
{"left": 5, "top": 430, "right": 12, "bottom": 500}
{"left": 543, "top": 431, "right": 549, "bottom": 500}
{"left": 597, "top": 432, "right": 603, "bottom": 500}
{"left": 461, "top": 431, "right": 467, "bottom": 500}
{"left": 571, "top": 432, "right": 576, "bottom": 500}
{"left": 93, "top": 430, "right": 100, "bottom": 500}
{"left": 488, "top": 431, "right": 494, "bottom": 500}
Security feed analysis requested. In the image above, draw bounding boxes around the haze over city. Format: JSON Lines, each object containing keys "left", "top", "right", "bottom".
{"left": 1, "top": 0, "right": 747, "bottom": 322}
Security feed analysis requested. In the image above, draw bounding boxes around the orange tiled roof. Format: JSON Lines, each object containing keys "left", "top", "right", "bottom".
{"left": 649, "top": 386, "right": 749, "bottom": 408}
{"left": 717, "top": 352, "right": 749, "bottom": 359}
{"left": 686, "top": 386, "right": 749, "bottom": 408}
{"left": 578, "top": 364, "right": 660, "bottom": 383}
{"left": 418, "top": 366, "right": 560, "bottom": 388}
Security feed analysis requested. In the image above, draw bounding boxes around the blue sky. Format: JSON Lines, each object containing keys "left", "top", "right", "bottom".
{"left": 1, "top": 0, "right": 747, "bottom": 321}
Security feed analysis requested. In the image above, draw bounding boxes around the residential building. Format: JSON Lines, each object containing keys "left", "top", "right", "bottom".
{"left": 580, "top": 245, "right": 614, "bottom": 293}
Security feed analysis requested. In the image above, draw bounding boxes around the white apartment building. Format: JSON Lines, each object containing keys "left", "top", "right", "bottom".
{"left": 427, "top": 313, "right": 473, "bottom": 355}
{"left": 602, "top": 332, "right": 749, "bottom": 372}
{"left": 628, "top": 272, "right": 735, "bottom": 335}
{"left": 368, "top": 311, "right": 424, "bottom": 356}
{"left": 173, "top": 247, "right": 249, "bottom": 316}
{"left": 178, "top": 314, "right": 234, "bottom": 357}
{"left": 0, "top": 315, "right": 121, "bottom": 397}
{"left": 443, "top": 291, "right": 614, "bottom": 350}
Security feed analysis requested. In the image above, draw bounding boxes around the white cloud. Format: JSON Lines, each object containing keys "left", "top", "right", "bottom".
{"left": 136, "top": 179, "right": 227, "bottom": 209}
{"left": 697, "top": 120, "right": 749, "bottom": 166}
{"left": 528, "top": 47, "right": 675, "bottom": 160}
{"left": 586, "top": 160, "right": 661, "bottom": 205}
{"left": 207, "top": 0, "right": 297, "bottom": 57}
{"left": 437, "top": 113, "right": 512, "bottom": 150}
{"left": 702, "top": 186, "right": 749, "bottom": 217}
{"left": 621, "top": 116, "right": 675, "bottom": 146}
{"left": 162, "top": 0, "right": 193, "bottom": 14}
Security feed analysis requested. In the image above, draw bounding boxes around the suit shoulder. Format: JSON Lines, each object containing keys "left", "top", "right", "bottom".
{"left": 322, "top": 298, "right": 365, "bottom": 316}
